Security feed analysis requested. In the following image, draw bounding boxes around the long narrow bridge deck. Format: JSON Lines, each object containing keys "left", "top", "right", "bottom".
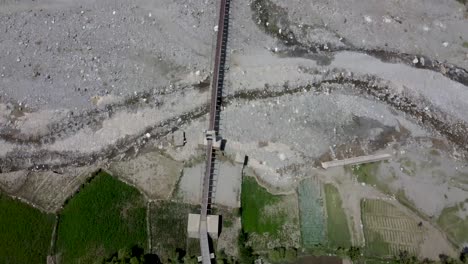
{"left": 199, "top": 0, "right": 231, "bottom": 263}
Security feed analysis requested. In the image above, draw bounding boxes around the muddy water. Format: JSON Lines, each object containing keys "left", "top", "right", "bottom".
{"left": 294, "top": 256, "right": 342, "bottom": 264}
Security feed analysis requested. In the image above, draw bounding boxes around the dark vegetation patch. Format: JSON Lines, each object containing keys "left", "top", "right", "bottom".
{"left": 0, "top": 192, "right": 55, "bottom": 264}
{"left": 241, "top": 176, "right": 285, "bottom": 235}
{"left": 56, "top": 172, "right": 147, "bottom": 264}
{"left": 149, "top": 201, "right": 200, "bottom": 262}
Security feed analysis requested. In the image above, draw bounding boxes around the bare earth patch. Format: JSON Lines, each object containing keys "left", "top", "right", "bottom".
{"left": 108, "top": 151, "right": 182, "bottom": 199}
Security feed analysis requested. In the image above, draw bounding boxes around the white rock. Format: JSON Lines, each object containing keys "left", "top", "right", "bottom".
{"left": 112, "top": 10, "right": 116, "bottom": 15}
{"left": 265, "top": 22, "right": 269, "bottom": 26}
{"left": 274, "top": 47, "right": 279, "bottom": 52}
{"left": 148, "top": 13, "right": 152, "bottom": 17}
{"left": 434, "top": 21, "right": 446, "bottom": 29}
{"left": 145, "top": 133, "right": 151, "bottom": 138}
{"left": 278, "top": 28, "right": 282, "bottom": 34}
{"left": 278, "top": 153, "right": 286, "bottom": 161}
{"left": 361, "top": 182, "right": 366, "bottom": 186}
{"left": 412, "top": 57, "right": 419, "bottom": 64}
{"left": 422, "top": 25, "right": 430, "bottom": 32}
{"left": 195, "top": 70, "right": 201, "bottom": 76}
{"left": 383, "top": 17, "right": 392, "bottom": 23}
{"left": 214, "top": 25, "right": 218, "bottom": 32}
{"left": 364, "top": 15, "right": 372, "bottom": 23}
{"left": 442, "top": 42, "right": 449, "bottom": 47}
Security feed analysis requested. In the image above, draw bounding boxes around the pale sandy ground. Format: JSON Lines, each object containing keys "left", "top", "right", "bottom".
{"left": 0, "top": 165, "right": 100, "bottom": 212}
{"left": 218, "top": 217, "right": 241, "bottom": 257}
{"left": 177, "top": 160, "right": 242, "bottom": 208}
{"left": 108, "top": 151, "right": 183, "bottom": 199}
{"left": 274, "top": 0, "right": 468, "bottom": 68}
{"left": 367, "top": 142, "right": 468, "bottom": 218}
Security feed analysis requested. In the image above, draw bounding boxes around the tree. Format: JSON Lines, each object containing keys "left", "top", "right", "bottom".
{"left": 130, "top": 257, "right": 140, "bottom": 264}
{"left": 238, "top": 230, "right": 256, "bottom": 264}
{"left": 268, "top": 247, "right": 297, "bottom": 263}
{"left": 217, "top": 249, "right": 238, "bottom": 264}
{"left": 168, "top": 248, "right": 186, "bottom": 263}
{"left": 397, "top": 251, "right": 418, "bottom": 264}
{"left": 460, "top": 247, "right": 468, "bottom": 263}
{"left": 439, "top": 254, "right": 459, "bottom": 264}
{"left": 97, "top": 246, "right": 160, "bottom": 264}
{"left": 284, "top": 248, "right": 297, "bottom": 262}
{"left": 347, "top": 246, "right": 362, "bottom": 261}
{"left": 118, "top": 248, "right": 132, "bottom": 260}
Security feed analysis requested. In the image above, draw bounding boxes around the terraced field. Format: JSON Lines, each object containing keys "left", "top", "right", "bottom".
{"left": 361, "top": 199, "right": 424, "bottom": 257}
{"left": 298, "top": 177, "right": 326, "bottom": 248}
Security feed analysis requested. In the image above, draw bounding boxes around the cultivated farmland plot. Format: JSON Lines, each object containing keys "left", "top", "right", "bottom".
{"left": 0, "top": 193, "right": 55, "bottom": 264}
{"left": 437, "top": 202, "right": 468, "bottom": 247}
{"left": 361, "top": 199, "right": 424, "bottom": 257}
{"left": 56, "top": 172, "right": 147, "bottom": 264}
{"left": 149, "top": 201, "right": 200, "bottom": 261}
{"left": 324, "top": 184, "right": 351, "bottom": 248}
{"left": 298, "top": 177, "right": 326, "bottom": 248}
{"left": 241, "top": 176, "right": 300, "bottom": 250}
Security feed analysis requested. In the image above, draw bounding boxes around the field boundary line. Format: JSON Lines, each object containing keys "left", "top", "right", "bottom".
{"left": 147, "top": 201, "right": 152, "bottom": 253}
{"left": 48, "top": 214, "right": 59, "bottom": 257}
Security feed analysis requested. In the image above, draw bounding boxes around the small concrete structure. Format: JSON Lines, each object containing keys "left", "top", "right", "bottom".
{"left": 235, "top": 153, "right": 245, "bottom": 164}
{"left": 197, "top": 253, "right": 215, "bottom": 262}
{"left": 201, "top": 130, "right": 222, "bottom": 149}
{"left": 187, "top": 214, "right": 199, "bottom": 238}
{"left": 173, "top": 130, "right": 186, "bottom": 147}
{"left": 187, "top": 214, "right": 220, "bottom": 239}
{"left": 321, "top": 153, "right": 392, "bottom": 169}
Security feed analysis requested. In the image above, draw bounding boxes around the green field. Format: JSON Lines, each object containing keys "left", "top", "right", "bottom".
{"left": 298, "top": 178, "right": 326, "bottom": 248}
{"left": 150, "top": 201, "right": 200, "bottom": 261}
{"left": 241, "top": 176, "right": 285, "bottom": 235}
{"left": 324, "top": 184, "right": 351, "bottom": 248}
{"left": 351, "top": 163, "right": 393, "bottom": 195}
{"left": 0, "top": 193, "right": 55, "bottom": 264}
{"left": 241, "top": 176, "right": 300, "bottom": 252}
{"left": 352, "top": 163, "right": 379, "bottom": 184}
{"left": 56, "top": 172, "right": 147, "bottom": 263}
{"left": 438, "top": 202, "right": 468, "bottom": 246}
